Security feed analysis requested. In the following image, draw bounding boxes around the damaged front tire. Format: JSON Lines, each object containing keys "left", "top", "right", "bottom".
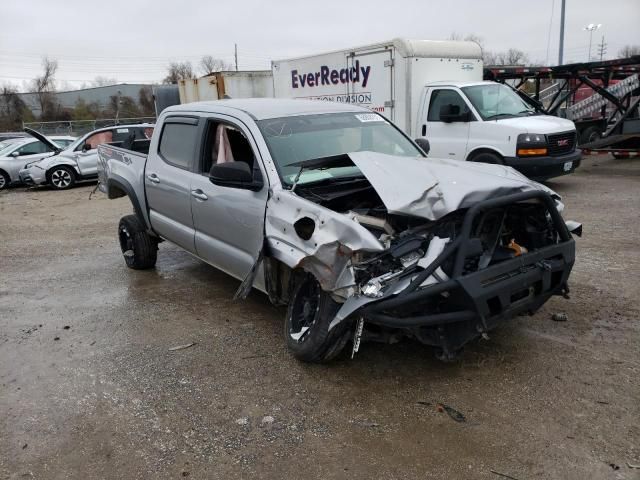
{"left": 285, "top": 274, "right": 351, "bottom": 363}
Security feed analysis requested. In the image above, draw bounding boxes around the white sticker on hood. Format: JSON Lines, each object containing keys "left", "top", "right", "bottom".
{"left": 355, "top": 113, "right": 385, "bottom": 123}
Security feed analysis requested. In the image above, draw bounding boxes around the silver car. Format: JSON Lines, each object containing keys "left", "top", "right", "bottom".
{"left": 0, "top": 135, "right": 77, "bottom": 190}
{"left": 19, "top": 124, "right": 154, "bottom": 190}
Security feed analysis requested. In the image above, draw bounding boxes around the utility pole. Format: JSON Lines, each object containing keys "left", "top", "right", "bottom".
{"left": 597, "top": 35, "right": 607, "bottom": 61}
{"left": 558, "top": 0, "right": 566, "bottom": 65}
{"left": 234, "top": 44, "right": 238, "bottom": 71}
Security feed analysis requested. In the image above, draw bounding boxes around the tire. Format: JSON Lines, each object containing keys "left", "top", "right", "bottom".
{"left": 118, "top": 214, "right": 158, "bottom": 269}
{"left": 0, "top": 170, "right": 9, "bottom": 190}
{"left": 48, "top": 166, "right": 76, "bottom": 190}
{"left": 285, "top": 274, "right": 352, "bottom": 363}
{"left": 579, "top": 126, "right": 601, "bottom": 145}
{"left": 468, "top": 151, "right": 504, "bottom": 165}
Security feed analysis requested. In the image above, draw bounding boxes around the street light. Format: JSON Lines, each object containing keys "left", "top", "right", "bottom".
{"left": 583, "top": 24, "right": 602, "bottom": 61}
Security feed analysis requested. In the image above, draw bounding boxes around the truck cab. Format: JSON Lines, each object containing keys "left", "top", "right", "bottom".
{"left": 415, "top": 81, "right": 581, "bottom": 180}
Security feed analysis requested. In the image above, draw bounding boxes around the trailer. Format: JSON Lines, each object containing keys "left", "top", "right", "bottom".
{"left": 485, "top": 56, "right": 640, "bottom": 157}
{"left": 178, "top": 71, "right": 273, "bottom": 104}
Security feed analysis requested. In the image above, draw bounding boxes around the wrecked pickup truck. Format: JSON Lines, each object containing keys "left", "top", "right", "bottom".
{"left": 97, "top": 98, "right": 581, "bottom": 363}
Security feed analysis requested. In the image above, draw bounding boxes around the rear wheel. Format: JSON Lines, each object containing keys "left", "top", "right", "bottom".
{"left": 49, "top": 166, "right": 76, "bottom": 190}
{"left": 580, "top": 126, "right": 601, "bottom": 145}
{"left": 285, "top": 274, "right": 351, "bottom": 363}
{"left": 118, "top": 214, "right": 158, "bottom": 269}
{"left": 469, "top": 151, "right": 504, "bottom": 165}
{"left": 0, "top": 171, "right": 9, "bottom": 190}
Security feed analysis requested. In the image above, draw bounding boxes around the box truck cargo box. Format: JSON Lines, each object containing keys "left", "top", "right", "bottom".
{"left": 179, "top": 71, "right": 274, "bottom": 104}
{"left": 272, "top": 38, "right": 483, "bottom": 133}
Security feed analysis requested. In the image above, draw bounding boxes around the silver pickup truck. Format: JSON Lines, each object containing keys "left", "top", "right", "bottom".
{"left": 97, "top": 98, "right": 580, "bottom": 363}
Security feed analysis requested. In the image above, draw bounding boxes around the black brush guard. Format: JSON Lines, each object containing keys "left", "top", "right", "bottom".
{"left": 361, "top": 191, "right": 575, "bottom": 355}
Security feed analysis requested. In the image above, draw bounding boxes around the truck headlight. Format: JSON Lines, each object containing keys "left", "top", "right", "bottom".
{"left": 517, "top": 133, "right": 547, "bottom": 157}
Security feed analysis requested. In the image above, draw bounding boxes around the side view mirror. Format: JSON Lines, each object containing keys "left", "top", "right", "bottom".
{"left": 209, "top": 161, "right": 263, "bottom": 191}
{"left": 440, "top": 104, "right": 471, "bottom": 123}
{"left": 414, "top": 138, "right": 430, "bottom": 155}
{"left": 10, "top": 151, "right": 20, "bottom": 157}
{"left": 82, "top": 143, "right": 92, "bottom": 152}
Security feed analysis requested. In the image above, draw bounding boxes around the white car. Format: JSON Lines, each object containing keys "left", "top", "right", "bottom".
{"left": 0, "top": 134, "right": 77, "bottom": 190}
{"left": 20, "top": 124, "right": 154, "bottom": 190}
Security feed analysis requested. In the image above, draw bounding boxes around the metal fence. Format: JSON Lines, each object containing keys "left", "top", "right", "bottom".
{"left": 23, "top": 117, "right": 156, "bottom": 137}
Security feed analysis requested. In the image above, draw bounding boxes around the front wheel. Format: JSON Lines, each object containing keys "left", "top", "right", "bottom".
{"left": 118, "top": 215, "right": 158, "bottom": 269}
{"left": 0, "top": 171, "right": 9, "bottom": 190}
{"left": 48, "top": 166, "right": 76, "bottom": 190}
{"left": 285, "top": 274, "right": 351, "bottom": 363}
{"left": 469, "top": 151, "right": 504, "bottom": 165}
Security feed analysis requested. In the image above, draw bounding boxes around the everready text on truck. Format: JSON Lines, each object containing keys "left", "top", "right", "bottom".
{"left": 272, "top": 38, "right": 582, "bottom": 180}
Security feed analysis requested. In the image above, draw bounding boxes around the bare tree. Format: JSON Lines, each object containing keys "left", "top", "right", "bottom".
{"left": 92, "top": 76, "right": 118, "bottom": 87}
{"left": 618, "top": 45, "right": 640, "bottom": 58}
{"left": 0, "top": 84, "right": 32, "bottom": 130}
{"left": 199, "top": 55, "right": 232, "bottom": 75}
{"left": 30, "top": 57, "right": 58, "bottom": 119}
{"left": 163, "top": 62, "right": 195, "bottom": 84}
{"left": 138, "top": 87, "right": 155, "bottom": 116}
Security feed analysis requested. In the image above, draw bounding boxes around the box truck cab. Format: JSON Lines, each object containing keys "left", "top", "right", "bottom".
{"left": 272, "top": 38, "right": 581, "bottom": 180}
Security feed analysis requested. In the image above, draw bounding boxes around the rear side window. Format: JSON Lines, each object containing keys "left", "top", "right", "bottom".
{"left": 158, "top": 122, "right": 199, "bottom": 170}
{"left": 428, "top": 89, "right": 471, "bottom": 121}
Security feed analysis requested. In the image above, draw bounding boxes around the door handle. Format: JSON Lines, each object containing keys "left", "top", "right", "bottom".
{"left": 147, "top": 173, "right": 160, "bottom": 184}
{"left": 191, "top": 189, "right": 208, "bottom": 201}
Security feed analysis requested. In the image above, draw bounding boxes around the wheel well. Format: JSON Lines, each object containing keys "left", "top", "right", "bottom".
{"left": 466, "top": 148, "right": 503, "bottom": 162}
{"left": 0, "top": 168, "right": 8, "bottom": 178}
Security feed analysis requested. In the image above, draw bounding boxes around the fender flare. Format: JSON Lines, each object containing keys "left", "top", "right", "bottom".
{"left": 465, "top": 147, "right": 505, "bottom": 162}
{"left": 106, "top": 176, "right": 152, "bottom": 232}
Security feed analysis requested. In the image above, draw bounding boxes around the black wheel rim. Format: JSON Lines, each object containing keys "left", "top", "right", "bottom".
{"left": 289, "top": 278, "right": 320, "bottom": 343}
{"left": 118, "top": 225, "right": 134, "bottom": 257}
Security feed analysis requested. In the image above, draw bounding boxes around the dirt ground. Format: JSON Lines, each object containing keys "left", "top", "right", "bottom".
{"left": 1, "top": 154, "right": 639, "bottom": 479}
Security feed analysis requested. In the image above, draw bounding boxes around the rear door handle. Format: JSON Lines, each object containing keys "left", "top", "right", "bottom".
{"left": 191, "top": 189, "right": 208, "bottom": 201}
{"left": 147, "top": 173, "right": 160, "bottom": 184}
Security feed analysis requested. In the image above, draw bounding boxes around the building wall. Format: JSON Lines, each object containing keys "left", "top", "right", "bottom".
{"left": 16, "top": 84, "right": 154, "bottom": 116}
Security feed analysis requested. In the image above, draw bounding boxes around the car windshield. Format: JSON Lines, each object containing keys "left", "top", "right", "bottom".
{"left": 462, "top": 83, "right": 535, "bottom": 120}
{"left": 257, "top": 112, "right": 423, "bottom": 186}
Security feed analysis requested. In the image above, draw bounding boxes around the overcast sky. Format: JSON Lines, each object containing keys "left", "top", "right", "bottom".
{"left": 1, "top": 0, "right": 638, "bottom": 90}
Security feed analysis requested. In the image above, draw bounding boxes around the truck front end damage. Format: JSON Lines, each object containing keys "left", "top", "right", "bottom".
{"left": 260, "top": 152, "right": 579, "bottom": 361}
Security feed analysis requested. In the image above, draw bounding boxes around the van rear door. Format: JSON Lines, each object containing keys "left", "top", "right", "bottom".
{"left": 346, "top": 49, "right": 393, "bottom": 120}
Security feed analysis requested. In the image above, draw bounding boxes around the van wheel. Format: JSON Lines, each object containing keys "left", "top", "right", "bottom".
{"left": 118, "top": 215, "right": 158, "bottom": 269}
{"left": 580, "top": 126, "right": 601, "bottom": 145}
{"left": 469, "top": 152, "right": 504, "bottom": 165}
{"left": 285, "top": 274, "right": 351, "bottom": 363}
{"left": 48, "top": 166, "right": 76, "bottom": 190}
{"left": 0, "top": 171, "right": 9, "bottom": 190}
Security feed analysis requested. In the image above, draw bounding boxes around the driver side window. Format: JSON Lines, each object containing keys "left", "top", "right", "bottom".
{"left": 200, "top": 120, "right": 261, "bottom": 181}
{"left": 77, "top": 130, "right": 114, "bottom": 151}
{"left": 428, "top": 90, "right": 470, "bottom": 122}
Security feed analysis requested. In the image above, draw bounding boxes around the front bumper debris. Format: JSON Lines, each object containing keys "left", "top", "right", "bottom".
{"left": 352, "top": 190, "right": 576, "bottom": 357}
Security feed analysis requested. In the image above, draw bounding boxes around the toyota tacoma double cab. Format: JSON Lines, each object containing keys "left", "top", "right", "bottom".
{"left": 97, "top": 98, "right": 581, "bottom": 363}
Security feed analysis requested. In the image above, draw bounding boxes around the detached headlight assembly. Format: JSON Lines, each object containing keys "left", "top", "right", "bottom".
{"left": 517, "top": 133, "right": 547, "bottom": 157}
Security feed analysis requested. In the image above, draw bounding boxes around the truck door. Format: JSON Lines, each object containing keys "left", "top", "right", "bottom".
{"left": 145, "top": 117, "right": 199, "bottom": 253}
{"left": 422, "top": 88, "right": 473, "bottom": 160}
{"left": 189, "top": 117, "right": 268, "bottom": 284}
{"left": 347, "top": 49, "right": 393, "bottom": 120}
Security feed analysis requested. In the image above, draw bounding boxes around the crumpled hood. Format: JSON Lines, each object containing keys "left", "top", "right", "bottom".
{"left": 348, "top": 152, "right": 559, "bottom": 221}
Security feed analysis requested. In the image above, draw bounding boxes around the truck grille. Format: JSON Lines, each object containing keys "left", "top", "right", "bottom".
{"left": 547, "top": 131, "right": 576, "bottom": 156}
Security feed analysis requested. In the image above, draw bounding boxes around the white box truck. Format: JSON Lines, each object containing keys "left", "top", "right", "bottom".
{"left": 272, "top": 39, "right": 581, "bottom": 180}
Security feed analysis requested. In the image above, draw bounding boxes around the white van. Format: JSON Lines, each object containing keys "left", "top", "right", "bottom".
{"left": 272, "top": 38, "right": 581, "bottom": 180}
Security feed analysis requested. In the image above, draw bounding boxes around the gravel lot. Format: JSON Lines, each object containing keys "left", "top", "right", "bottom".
{"left": 1, "top": 154, "right": 639, "bottom": 479}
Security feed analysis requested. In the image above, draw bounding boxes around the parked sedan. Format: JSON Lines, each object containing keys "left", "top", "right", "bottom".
{"left": 0, "top": 135, "right": 77, "bottom": 190}
{"left": 20, "top": 124, "right": 154, "bottom": 190}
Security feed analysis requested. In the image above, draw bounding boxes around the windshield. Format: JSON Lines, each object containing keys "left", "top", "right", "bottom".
{"left": 462, "top": 84, "right": 534, "bottom": 120}
{"left": 258, "top": 112, "right": 422, "bottom": 186}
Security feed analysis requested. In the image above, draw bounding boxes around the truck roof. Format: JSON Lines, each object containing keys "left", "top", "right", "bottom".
{"left": 165, "top": 98, "right": 370, "bottom": 120}
{"left": 273, "top": 38, "right": 482, "bottom": 63}
{"left": 424, "top": 80, "right": 496, "bottom": 88}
